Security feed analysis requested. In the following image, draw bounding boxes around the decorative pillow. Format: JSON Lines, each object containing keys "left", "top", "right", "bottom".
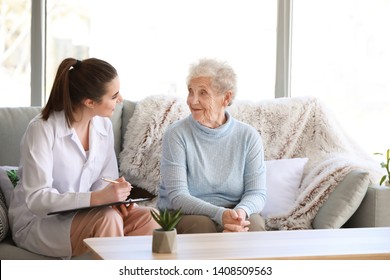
{"left": 0, "top": 166, "right": 17, "bottom": 242}
{"left": 0, "top": 196, "right": 8, "bottom": 242}
{"left": 261, "top": 158, "right": 309, "bottom": 218}
{"left": 312, "top": 170, "right": 370, "bottom": 229}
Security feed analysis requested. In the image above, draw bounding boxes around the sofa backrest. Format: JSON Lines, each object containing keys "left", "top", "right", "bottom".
{"left": 0, "top": 107, "right": 42, "bottom": 166}
{"left": 110, "top": 99, "right": 137, "bottom": 157}
{"left": 0, "top": 99, "right": 137, "bottom": 167}
{"left": 119, "top": 100, "right": 137, "bottom": 154}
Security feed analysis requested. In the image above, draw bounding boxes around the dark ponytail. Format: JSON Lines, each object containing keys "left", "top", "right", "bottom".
{"left": 41, "top": 57, "right": 118, "bottom": 127}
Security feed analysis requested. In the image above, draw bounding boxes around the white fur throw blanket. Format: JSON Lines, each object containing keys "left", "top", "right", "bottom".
{"left": 119, "top": 95, "right": 380, "bottom": 230}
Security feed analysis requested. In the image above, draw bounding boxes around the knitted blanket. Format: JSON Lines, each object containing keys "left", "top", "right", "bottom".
{"left": 119, "top": 95, "right": 380, "bottom": 230}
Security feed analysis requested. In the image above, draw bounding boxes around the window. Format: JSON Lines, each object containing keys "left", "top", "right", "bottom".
{"left": 46, "top": 0, "right": 277, "bottom": 102}
{"left": 291, "top": 0, "right": 390, "bottom": 154}
{"left": 0, "top": 0, "right": 31, "bottom": 107}
{"left": 5, "top": 1, "right": 388, "bottom": 157}
{"left": 46, "top": 0, "right": 90, "bottom": 96}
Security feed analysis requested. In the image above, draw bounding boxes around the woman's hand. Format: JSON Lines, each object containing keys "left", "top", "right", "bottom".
{"left": 90, "top": 176, "right": 132, "bottom": 206}
{"left": 222, "top": 209, "right": 250, "bottom": 232}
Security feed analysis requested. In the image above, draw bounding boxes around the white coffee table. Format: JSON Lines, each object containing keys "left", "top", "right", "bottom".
{"left": 84, "top": 227, "right": 390, "bottom": 260}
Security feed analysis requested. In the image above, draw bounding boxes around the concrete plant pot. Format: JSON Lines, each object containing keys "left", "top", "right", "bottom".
{"left": 152, "top": 228, "right": 177, "bottom": 253}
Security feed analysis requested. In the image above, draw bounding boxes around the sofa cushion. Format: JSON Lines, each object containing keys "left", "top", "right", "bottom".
{"left": 261, "top": 158, "right": 308, "bottom": 218}
{"left": 0, "top": 237, "right": 58, "bottom": 260}
{"left": 312, "top": 170, "right": 370, "bottom": 229}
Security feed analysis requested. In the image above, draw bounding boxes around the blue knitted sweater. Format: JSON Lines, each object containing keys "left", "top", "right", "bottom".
{"left": 157, "top": 111, "right": 267, "bottom": 225}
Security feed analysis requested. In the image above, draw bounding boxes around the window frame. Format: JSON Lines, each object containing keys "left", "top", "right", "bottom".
{"left": 31, "top": 0, "right": 46, "bottom": 106}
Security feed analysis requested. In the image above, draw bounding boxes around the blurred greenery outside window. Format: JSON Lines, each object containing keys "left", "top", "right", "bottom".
{"left": 0, "top": 0, "right": 31, "bottom": 106}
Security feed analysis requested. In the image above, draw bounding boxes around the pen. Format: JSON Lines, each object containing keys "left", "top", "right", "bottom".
{"left": 101, "top": 177, "right": 119, "bottom": 184}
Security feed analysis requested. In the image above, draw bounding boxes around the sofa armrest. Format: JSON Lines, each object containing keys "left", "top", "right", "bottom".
{"left": 344, "top": 184, "right": 390, "bottom": 228}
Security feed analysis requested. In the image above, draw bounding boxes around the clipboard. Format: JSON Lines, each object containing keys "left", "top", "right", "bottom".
{"left": 47, "top": 197, "right": 152, "bottom": 215}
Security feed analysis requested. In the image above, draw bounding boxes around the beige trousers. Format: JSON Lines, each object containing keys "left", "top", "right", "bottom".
{"left": 176, "top": 213, "right": 266, "bottom": 234}
{"left": 70, "top": 205, "right": 159, "bottom": 256}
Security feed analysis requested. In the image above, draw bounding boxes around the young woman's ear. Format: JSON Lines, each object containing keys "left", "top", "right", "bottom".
{"left": 83, "top": 98, "right": 95, "bottom": 109}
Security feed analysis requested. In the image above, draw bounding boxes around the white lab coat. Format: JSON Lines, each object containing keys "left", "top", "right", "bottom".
{"left": 8, "top": 111, "right": 119, "bottom": 258}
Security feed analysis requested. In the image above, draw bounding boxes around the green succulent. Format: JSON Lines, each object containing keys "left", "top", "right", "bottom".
{"left": 6, "top": 169, "right": 19, "bottom": 187}
{"left": 150, "top": 208, "right": 182, "bottom": 231}
{"left": 374, "top": 149, "right": 390, "bottom": 186}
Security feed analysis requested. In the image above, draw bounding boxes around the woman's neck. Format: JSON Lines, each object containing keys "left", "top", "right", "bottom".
{"left": 200, "top": 110, "right": 227, "bottom": 129}
{"left": 72, "top": 108, "right": 93, "bottom": 151}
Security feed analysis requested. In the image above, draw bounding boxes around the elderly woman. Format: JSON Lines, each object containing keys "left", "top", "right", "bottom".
{"left": 157, "top": 58, "right": 267, "bottom": 233}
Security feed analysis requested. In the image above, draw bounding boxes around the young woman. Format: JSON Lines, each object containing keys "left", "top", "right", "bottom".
{"left": 8, "top": 58, "right": 159, "bottom": 259}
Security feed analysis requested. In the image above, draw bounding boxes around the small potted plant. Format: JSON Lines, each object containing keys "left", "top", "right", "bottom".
{"left": 150, "top": 208, "right": 182, "bottom": 253}
{"left": 374, "top": 148, "right": 390, "bottom": 187}
{"left": 6, "top": 169, "right": 19, "bottom": 187}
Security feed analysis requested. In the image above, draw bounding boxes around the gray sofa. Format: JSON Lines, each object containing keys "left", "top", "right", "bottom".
{"left": 0, "top": 99, "right": 389, "bottom": 260}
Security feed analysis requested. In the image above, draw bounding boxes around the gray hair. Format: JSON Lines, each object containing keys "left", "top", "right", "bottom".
{"left": 186, "top": 58, "right": 237, "bottom": 104}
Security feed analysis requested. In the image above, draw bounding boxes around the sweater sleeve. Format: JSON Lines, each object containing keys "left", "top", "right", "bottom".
{"left": 235, "top": 129, "right": 267, "bottom": 216}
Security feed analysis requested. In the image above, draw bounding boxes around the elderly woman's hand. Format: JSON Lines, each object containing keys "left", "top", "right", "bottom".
{"left": 222, "top": 209, "right": 250, "bottom": 232}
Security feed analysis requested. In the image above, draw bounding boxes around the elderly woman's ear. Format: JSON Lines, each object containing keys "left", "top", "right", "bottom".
{"left": 224, "top": 91, "right": 233, "bottom": 106}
